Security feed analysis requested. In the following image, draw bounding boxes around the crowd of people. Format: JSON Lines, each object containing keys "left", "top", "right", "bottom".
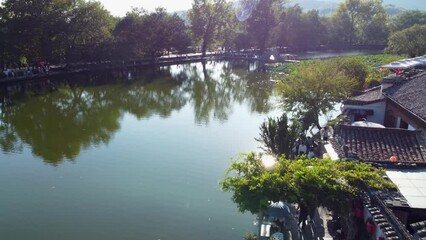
{"left": 290, "top": 125, "right": 335, "bottom": 160}
{"left": 1, "top": 63, "right": 50, "bottom": 79}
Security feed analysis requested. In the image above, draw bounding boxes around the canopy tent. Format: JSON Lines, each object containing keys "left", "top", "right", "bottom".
{"left": 351, "top": 121, "right": 385, "bottom": 128}
{"left": 413, "top": 56, "right": 426, "bottom": 65}
{"left": 381, "top": 57, "right": 425, "bottom": 69}
{"left": 265, "top": 201, "right": 292, "bottom": 219}
{"left": 381, "top": 61, "right": 416, "bottom": 69}
{"left": 271, "top": 231, "right": 284, "bottom": 240}
{"left": 399, "top": 59, "right": 423, "bottom": 67}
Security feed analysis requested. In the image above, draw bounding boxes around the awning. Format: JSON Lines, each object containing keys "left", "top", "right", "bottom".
{"left": 265, "top": 201, "right": 291, "bottom": 219}
{"left": 413, "top": 56, "right": 426, "bottom": 65}
{"left": 351, "top": 121, "right": 385, "bottom": 128}
{"left": 381, "top": 62, "right": 411, "bottom": 69}
{"left": 381, "top": 58, "right": 424, "bottom": 69}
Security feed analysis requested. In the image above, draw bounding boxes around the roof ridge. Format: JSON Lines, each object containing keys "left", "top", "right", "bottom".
{"left": 337, "top": 124, "right": 421, "bottom": 133}
{"left": 362, "top": 85, "right": 382, "bottom": 93}
{"left": 383, "top": 72, "right": 426, "bottom": 94}
{"left": 352, "top": 85, "right": 381, "bottom": 96}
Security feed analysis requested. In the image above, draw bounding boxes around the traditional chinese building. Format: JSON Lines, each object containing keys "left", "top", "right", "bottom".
{"left": 328, "top": 58, "right": 426, "bottom": 239}
{"left": 342, "top": 62, "right": 426, "bottom": 132}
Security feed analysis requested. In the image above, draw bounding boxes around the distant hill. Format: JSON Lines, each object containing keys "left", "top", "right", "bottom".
{"left": 383, "top": 0, "right": 426, "bottom": 11}
{"left": 286, "top": 0, "right": 425, "bottom": 14}
{"left": 385, "top": 4, "right": 406, "bottom": 16}
{"left": 174, "top": 0, "right": 421, "bottom": 21}
{"left": 285, "top": 0, "right": 338, "bottom": 15}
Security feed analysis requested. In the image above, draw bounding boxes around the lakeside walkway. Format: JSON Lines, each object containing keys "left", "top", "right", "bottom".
{"left": 0, "top": 53, "right": 218, "bottom": 85}
{"left": 285, "top": 206, "right": 333, "bottom": 240}
{"left": 0, "top": 52, "right": 299, "bottom": 86}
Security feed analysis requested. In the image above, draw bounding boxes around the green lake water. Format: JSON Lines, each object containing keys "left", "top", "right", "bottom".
{"left": 0, "top": 61, "right": 281, "bottom": 240}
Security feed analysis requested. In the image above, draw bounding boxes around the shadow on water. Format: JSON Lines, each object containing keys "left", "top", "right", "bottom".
{"left": 0, "top": 61, "right": 275, "bottom": 165}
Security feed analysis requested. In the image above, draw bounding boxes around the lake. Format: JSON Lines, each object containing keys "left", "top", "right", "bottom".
{"left": 0, "top": 61, "right": 282, "bottom": 240}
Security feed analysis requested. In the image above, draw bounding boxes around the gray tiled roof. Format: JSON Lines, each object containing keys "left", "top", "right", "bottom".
{"left": 384, "top": 72, "right": 426, "bottom": 122}
{"left": 377, "top": 190, "right": 410, "bottom": 208}
{"left": 365, "top": 204, "right": 401, "bottom": 239}
{"left": 363, "top": 192, "right": 410, "bottom": 240}
{"left": 345, "top": 86, "right": 385, "bottom": 105}
{"left": 410, "top": 220, "right": 426, "bottom": 239}
{"left": 331, "top": 125, "right": 426, "bottom": 163}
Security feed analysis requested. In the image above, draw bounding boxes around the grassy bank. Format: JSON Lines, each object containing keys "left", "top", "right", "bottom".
{"left": 273, "top": 54, "right": 407, "bottom": 88}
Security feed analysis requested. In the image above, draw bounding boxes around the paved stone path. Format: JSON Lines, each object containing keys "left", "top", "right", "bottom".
{"left": 284, "top": 206, "right": 334, "bottom": 240}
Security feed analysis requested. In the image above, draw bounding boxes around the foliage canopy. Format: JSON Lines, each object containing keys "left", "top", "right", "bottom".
{"left": 220, "top": 153, "right": 395, "bottom": 215}
{"left": 385, "top": 24, "right": 426, "bottom": 57}
{"left": 257, "top": 113, "right": 301, "bottom": 157}
{"left": 330, "top": 0, "right": 388, "bottom": 47}
{"left": 389, "top": 10, "right": 426, "bottom": 33}
{"left": 189, "top": 0, "right": 233, "bottom": 56}
{"left": 274, "top": 54, "right": 407, "bottom": 89}
{"left": 276, "top": 59, "right": 356, "bottom": 128}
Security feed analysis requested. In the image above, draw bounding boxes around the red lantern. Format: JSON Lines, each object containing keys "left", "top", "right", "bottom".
{"left": 355, "top": 207, "right": 363, "bottom": 219}
{"left": 367, "top": 222, "right": 376, "bottom": 234}
{"left": 390, "top": 156, "right": 398, "bottom": 162}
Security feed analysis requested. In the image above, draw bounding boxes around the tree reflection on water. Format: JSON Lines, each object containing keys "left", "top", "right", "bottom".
{"left": 0, "top": 61, "right": 275, "bottom": 165}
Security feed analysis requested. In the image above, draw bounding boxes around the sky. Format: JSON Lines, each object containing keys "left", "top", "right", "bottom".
{"left": 98, "top": 0, "right": 194, "bottom": 16}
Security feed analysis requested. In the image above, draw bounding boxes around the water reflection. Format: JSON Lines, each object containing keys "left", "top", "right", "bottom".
{"left": 0, "top": 61, "right": 275, "bottom": 164}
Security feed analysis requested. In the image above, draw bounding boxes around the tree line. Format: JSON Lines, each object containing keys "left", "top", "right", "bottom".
{"left": 1, "top": 0, "right": 425, "bottom": 68}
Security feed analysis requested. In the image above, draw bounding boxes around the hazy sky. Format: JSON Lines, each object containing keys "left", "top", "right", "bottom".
{"left": 98, "top": 0, "right": 194, "bottom": 16}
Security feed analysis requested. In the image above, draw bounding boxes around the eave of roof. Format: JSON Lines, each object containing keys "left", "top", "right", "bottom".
{"left": 344, "top": 99, "right": 384, "bottom": 106}
{"left": 383, "top": 72, "right": 426, "bottom": 123}
{"left": 411, "top": 220, "right": 426, "bottom": 238}
{"left": 363, "top": 191, "right": 412, "bottom": 240}
{"left": 331, "top": 125, "right": 426, "bottom": 164}
{"left": 345, "top": 86, "right": 385, "bottom": 105}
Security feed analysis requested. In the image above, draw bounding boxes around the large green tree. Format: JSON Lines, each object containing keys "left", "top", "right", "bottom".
{"left": 389, "top": 10, "right": 426, "bottom": 33}
{"left": 330, "top": 0, "right": 388, "bottom": 47}
{"left": 363, "top": 1, "right": 388, "bottom": 45}
{"left": 113, "top": 8, "right": 191, "bottom": 59}
{"left": 275, "top": 6, "right": 327, "bottom": 51}
{"left": 166, "top": 13, "right": 192, "bottom": 54}
{"left": 277, "top": 59, "right": 356, "bottom": 129}
{"left": 257, "top": 113, "right": 301, "bottom": 158}
{"left": 0, "top": 5, "right": 7, "bottom": 67}
{"left": 220, "top": 153, "right": 395, "bottom": 239}
{"left": 246, "top": 0, "right": 283, "bottom": 53}
{"left": 138, "top": 8, "right": 191, "bottom": 57}
{"left": 329, "top": 4, "right": 354, "bottom": 48}
{"left": 66, "top": 0, "right": 116, "bottom": 62}
{"left": 275, "top": 5, "right": 303, "bottom": 50}
{"left": 385, "top": 24, "right": 426, "bottom": 57}
{"left": 1, "top": 0, "right": 115, "bottom": 64}
{"left": 1, "top": 0, "right": 73, "bottom": 63}
{"left": 215, "top": 4, "right": 241, "bottom": 52}
{"left": 335, "top": 57, "right": 369, "bottom": 90}
{"left": 189, "top": 0, "right": 232, "bottom": 57}
{"left": 113, "top": 9, "right": 147, "bottom": 59}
